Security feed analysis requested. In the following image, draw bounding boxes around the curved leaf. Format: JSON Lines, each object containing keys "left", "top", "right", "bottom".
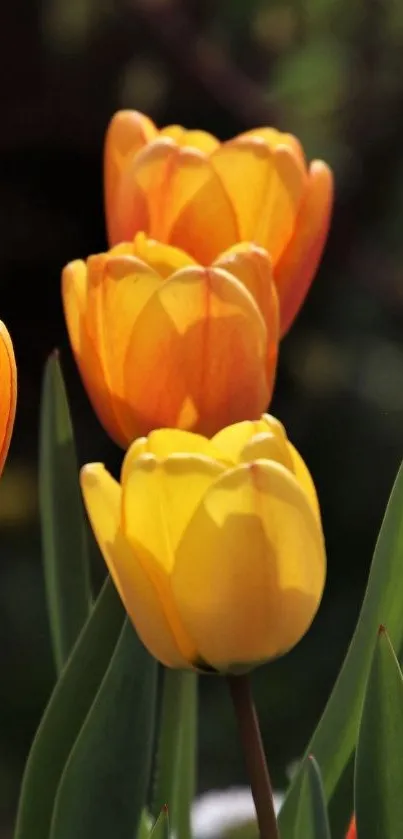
{"left": 14, "top": 577, "right": 124, "bottom": 839}
{"left": 49, "top": 619, "right": 157, "bottom": 839}
{"left": 355, "top": 627, "right": 403, "bottom": 839}
{"left": 40, "top": 353, "right": 91, "bottom": 671}
{"left": 279, "top": 462, "right": 403, "bottom": 837}
{"left": 295, "top": 755, "right": 331, "bottom": 839}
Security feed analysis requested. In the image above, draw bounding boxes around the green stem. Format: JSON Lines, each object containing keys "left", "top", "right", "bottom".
{"left": 228, "top": 674, "right": 280, "bottom": 839}
{"left": 153, "top": 669, "right": 197, "bottom": 839}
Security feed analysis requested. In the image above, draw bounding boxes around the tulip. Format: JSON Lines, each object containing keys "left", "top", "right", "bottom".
{"left": 104, "top": 110, "right": 333, "bottom": 335}
{"left": 81, "top": 413, "right": 325, "bottom": 672}
{"left": 346, "top": 816, "right": 356, "bottom": 839}
{"left": 62, "top": 234, "right": 279, "bottom": 447}
{"left": 0, "top": 321, "right": 17, "bottom": 475}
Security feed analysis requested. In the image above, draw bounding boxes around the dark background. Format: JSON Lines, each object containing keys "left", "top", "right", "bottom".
{"left": 1, "top": 0, "right": 403, "bottom": 835}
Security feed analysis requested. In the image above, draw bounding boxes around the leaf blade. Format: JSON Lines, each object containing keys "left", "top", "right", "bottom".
{"left": 152, "top": 670, "right": 197, "bottom": 839}
{"left": 14, "top": 577, "right": 124, "bottom": 839}
{"left": 279, "top": 462, "right": 403, "bottom": 836}
{"left": 295, "top": 755, "right": 331, "bottom": 839}
{"left": 49, "top": 620, "right": 158, "bottom": 839}
{"left": 355, "top": 627, "right": 403, "bottom": 839}
{"left": 40, "top": 353, "right": 91, "bottom": 671}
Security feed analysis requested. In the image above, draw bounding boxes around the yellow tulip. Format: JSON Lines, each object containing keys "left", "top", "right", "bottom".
{"left": 62, "top": 234, "right": 279, "bottom": 447}
{"left": 104, "top": 110, "right": 333, "bottom": 335}
{"left": 81, "top": 414, "right": 325, "bottom": 672}
{"left": 0, "top": 321, "right": 16, "bottom": 475}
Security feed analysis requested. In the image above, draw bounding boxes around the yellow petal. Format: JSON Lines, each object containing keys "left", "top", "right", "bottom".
{"left": 80, "top": 463, "right": 187, "bottom": 667}
{"left": 104, "top": 110, "right": 158, "bottom": 246}
{"left": 287, "top": 442, "right": 321, "bottom": 523}
{"left": 121, "top": 265, "right": 271, "bottom": 437}
{"left": 161, "top": 125, "right": 220, "bottom": 153}
{"left": 274, "top": 160, "right": 333, "bottom": 335}
{"left": 62, "top": 260, "right": 129, "bottom": 447}
{"left": 121, "top": 428, "right": 223, "bottom": 484}
{"left": 211, "top": 138, "right": 307, "bottom": 262}
{"left": 0, "top": 322, "right": 16, "bottom": 475}
{"left": 122, "top": 453, "right": 225, "bottom": 661}
{"left": 132, "top": 231, "right": 197, "bottom": 278}
{"left": 239, "top": 127, "right": 306, "bottom": 165}
{"left": 240, "top": 432, "right": 294, "bottom": 471}
{"left": 213, "top": 243, "right": 279, "bottom": 383}
{"left": 212, "top": 418, "right": 277, "bottom": 463}
{"left": 172, "top": 461, "right": 325, "bottom": 669}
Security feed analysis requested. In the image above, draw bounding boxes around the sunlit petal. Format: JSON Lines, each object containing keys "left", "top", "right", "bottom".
{"left": 81, "top": 463, "right": 187, "bottom": 667}
{"left": 173, "top": 461, "right": 325, "bottom": 669}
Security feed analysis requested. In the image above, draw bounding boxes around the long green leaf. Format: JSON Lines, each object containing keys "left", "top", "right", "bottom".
{"left": 355, "top": 627, "right": 403, "bottom": 839}
{"left": 49, "top": 619, "right": 157, "bottom": 839}
{"left": 295, "top": 755, "right": 331, "bottom": 839}
{"left": 153, "top": 670, "right": 197, "bottom": 839}
{"left": 151, "top": 808, "right": 170, "bottom": 839}
{"left": 279, "top": 461, "right": 403, "bottom": 837}
{"left": 137, "top": 810, "right": 154, "bottom": 839}
{"left": 40, "top": 352, "right": 91, "bottom": 671}
{"left": 14, "top": 577, "right": 124, "bottom": 839}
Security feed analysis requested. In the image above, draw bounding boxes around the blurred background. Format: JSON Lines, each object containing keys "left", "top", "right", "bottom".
{"left": 1, "top": 0, "right": 403, "bottom": 834}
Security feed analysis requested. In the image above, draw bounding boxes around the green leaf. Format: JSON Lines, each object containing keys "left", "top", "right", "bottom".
{"left": 152, "top": 670, "right": 197, "bottom": 839}
{"left": 49, "top": 619, "right": 157, "bottom": 839}
{"left": 295, "top": 755, "right": 331, "bottom": 839}
{"left": 14, "top": 577, "right": 124, "bottom": 839}
{"left": 151, "top": 807, "right": 170, "bottom": 839}
{"left": 137, "top": 810, "right": 154, "bottom": 839}
{"left": 40, "top": 352, "right": 91, "bottom": 672}
{"left": 279, "top": 461, "right": 403, "bottom": 837}
{"left": 355, "top": 626, "right": 403, "bottom": 839}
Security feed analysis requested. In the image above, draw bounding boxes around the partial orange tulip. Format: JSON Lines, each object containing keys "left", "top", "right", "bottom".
{"left": 105, "top": 110, "right": 333, "bottom": 335}
{"left": 346, "top": 816, "right": 356, "bottom": 839}
{"left": 62, "top": 234, "right": 278, "bottom": 447}
{"left": 0, "top": 321, "right": 17, "bottom": 475}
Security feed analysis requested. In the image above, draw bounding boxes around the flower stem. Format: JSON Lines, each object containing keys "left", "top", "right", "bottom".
{"left": 227, "top": 674, "right": 280, "bottom": 839}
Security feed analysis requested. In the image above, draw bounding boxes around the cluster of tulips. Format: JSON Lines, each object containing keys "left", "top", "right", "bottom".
{"left": 3, "top": 112, "right": 386, "bottom": 839}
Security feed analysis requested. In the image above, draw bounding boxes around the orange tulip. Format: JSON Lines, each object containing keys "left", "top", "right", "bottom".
{"left": 104, "top": 110, "right": 333, "bottom": 335}
{"left": 346, "top": 816, "right": 356, "bottom": 839}
{"left": 62, "top": 234, "right": 278, "bottom": 447}
{"left": 0, "top": 321, "right": 17, "bottom": 474}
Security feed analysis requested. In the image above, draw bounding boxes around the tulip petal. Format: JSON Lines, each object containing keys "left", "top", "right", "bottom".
{"left": 0, "top": 321, "right": 16, "bottom": 475}
{"left": 172, "top": 461, "right": 325, "bottom": 669}
{"left": 104, "top": 110, "right": 158, "bottom": 246}
{"left": 85, "top": 254, "right": 162, "bottom": 444}
{"left": 239, "top": 127, "right": 306, "bottom": 165}
{"left": 211, "top": 138, "right": 307, "bottom": 262}
{"left": 122, "top": 428, "right": 224, "bottom": 483}
{"left": 274, "top": 160, "right": 334, "bottom": 335}
{"left": 213, "top": 243, "right": 279, "bottom": 382}
{"left": 62, "top": 260, "right": 131, "bottom": 447}
{"left": 122, "top": 453, "right": 225, "bottom": 662}
{"left": 81, "top": 463, "right": 188, "bottom": 668}
{"left": 116, "top": 139, "right": 239, "bottom": 262}
{"left": 132, "top": 232, "right": 197, "bottom": 278}
{"left": 212, "top": 418, "right": 275, "bottom": 463}
{"left": 161, "top": 125, "right": 220, "bottom": 153}
{"left": 121, "top": 265, "right": 271, "bottom": 437}
{"left": 287, "top": 441, "right": 321, "bottom": 523}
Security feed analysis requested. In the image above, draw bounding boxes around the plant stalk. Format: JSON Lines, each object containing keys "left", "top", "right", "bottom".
{"left": 228, "top": 674, "right": 280, "bottom": 839}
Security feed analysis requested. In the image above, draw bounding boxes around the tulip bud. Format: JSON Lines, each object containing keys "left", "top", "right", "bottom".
{"left": 81, "top": 414, "right": 326, "bottom": 672}
{"left": 104, "top": 111, "right": 333, "bottom": 334}
{"left": 62, "top": 235, "right": 278, "bottom": 447}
